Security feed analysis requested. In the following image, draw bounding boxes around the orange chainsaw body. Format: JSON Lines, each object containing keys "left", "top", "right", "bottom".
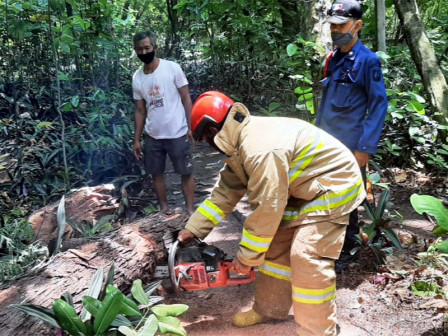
{"left": 174, "top": 261, "right": 255, "bottom": 291}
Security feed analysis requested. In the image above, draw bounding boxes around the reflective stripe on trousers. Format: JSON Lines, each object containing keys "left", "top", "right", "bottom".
{"left": 253, "top": 217, "right": 348, "bottom": 336}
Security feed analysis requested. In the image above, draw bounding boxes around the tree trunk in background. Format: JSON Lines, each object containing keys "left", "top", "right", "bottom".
{"left": 297, "top": 0, "right": 332, "bottom": 114}
{"left": 376, "top": 0, "right": 387, "bottom": 52}
{"left": 166, "top": 0, "right": 181, "bottom": 58}
{"left": 394, "top": 0, "right": 448, "bottom": 130}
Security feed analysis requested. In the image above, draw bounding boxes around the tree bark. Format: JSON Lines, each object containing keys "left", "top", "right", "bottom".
{"left": 298, "top": 0, "right": 332, "bottom": 114}
{"left": 394, "top": 0, "right": 448, "bottom": 127}
{"left": 376, "top": 0, "right": 387, "bottom": 52}
{"left": 0, "top": 215, "right": 186, "bottom": 335}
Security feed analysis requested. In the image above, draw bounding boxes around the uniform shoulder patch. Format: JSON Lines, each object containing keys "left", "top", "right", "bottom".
{"left": 373, "top": 68, "right": 382, "bottom": 82}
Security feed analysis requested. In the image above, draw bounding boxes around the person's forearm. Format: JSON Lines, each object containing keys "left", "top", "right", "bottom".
{"left": 134, "top": 109, "right": 146, "bottom": 142}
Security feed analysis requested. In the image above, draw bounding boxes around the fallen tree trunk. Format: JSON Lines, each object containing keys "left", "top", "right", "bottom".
{"left": 0, "top": 214, "right": 187, "bottom": 335}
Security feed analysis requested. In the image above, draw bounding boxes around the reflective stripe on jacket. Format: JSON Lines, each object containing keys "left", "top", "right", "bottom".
{"left": 186, "top": 103, "right": 365, "bottom": 266}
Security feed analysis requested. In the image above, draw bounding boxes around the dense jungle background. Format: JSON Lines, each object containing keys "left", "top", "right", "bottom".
{"left": 1, "top": 0, "right": 448, "bottom": 335}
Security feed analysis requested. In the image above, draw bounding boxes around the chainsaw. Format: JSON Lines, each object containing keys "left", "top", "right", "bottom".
{"left": 154, "top": 230, "right": 255, "bottom": 292}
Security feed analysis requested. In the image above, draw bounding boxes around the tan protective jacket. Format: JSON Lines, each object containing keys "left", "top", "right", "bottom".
{"left": 186, "top": 103, "right": 365, "bottom": 267}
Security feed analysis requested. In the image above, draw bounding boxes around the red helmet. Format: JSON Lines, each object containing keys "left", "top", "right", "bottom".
{"left": 191, "top": 91, "right": 234, "bottom": 140}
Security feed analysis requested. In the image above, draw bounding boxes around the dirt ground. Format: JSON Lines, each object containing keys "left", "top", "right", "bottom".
{"left": 151, "top": 142, "right": 447, "bottom": 336}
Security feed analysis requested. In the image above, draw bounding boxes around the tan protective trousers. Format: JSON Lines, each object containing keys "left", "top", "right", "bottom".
{"left": 253, "top": 215, "right": 348, "bottom": 336}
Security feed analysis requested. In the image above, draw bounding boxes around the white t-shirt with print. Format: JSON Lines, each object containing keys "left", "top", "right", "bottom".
{"left": 132, "top": 59, "right": 189, "bottom": 139}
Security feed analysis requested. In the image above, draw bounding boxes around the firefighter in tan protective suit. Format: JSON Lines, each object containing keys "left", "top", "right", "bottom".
{"left": 178, "top": 91, "right": 366, "bottom": 336}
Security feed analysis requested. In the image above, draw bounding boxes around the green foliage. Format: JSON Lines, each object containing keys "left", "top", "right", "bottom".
{"left": 410, "top": 194, "right": 448, "bottom": 249}
{"left": 11, "top": 265, "right": 189, "bottom": 336}
{"left": 378, "top": 46, "right": 448, "bottom": 172}
{"left": 287, "top": 37, "right": 326, "bottom": 117}
{"left": 412, "top": 280, "right": 444, "bottom": 297}
{"left": 0, "top": 215, "right": 47, "bottom": 283}
{"left": 354, "top": 175, "right": 402, "bottom": 266}
{"left": 68, "top": 215, "right": 115, "bottom": 238}
{"left": 410, "top": 194, "right": 448, "bottom": 298}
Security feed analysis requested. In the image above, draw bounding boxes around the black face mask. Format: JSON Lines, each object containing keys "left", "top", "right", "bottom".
{"left": 137, "top": 51, "right": 155, "bottom": 64}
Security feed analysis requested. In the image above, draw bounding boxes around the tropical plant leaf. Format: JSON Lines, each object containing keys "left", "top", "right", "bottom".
{"left": 380, "top": 228, "right": 403, "bottom": 250}
{"left": 105, "top": 263, "right": 115, "bottom": 287}
{"left": 375, "top": 188, "right": 390, "bottom": 222}
{"left": 111, "top": 314, "right": 133, "bottom": 327}
{"left": 54, "top": 195, "right": 66, "bottom": 254}
{"left": 138, "top": 314, "right": 159, "bottom": 336}
{"left": 120, "top": 296, "right": 142, "bottom": 317}
{"left": 131, "top": 279, "right": 150, "bottom": 306}
{"left": 81, "top": 268, "right": 104, "bottom": 320}
{"left": 10, "top": 304, "right": 60, "bottom": 328}
{"left": 157, "top": 316, "right": 187, "bottom": 336}
{"left": 82, "top": 296, "right": 101, "bottom": 317}
{"left": 91, "top": 215, "right": 115, "bottom": 234}
{"left": 434, "top": 239, "right": 448, "bottom": 254}
{"left": 53, "top": 299, "right": 87, "bottom": 336}
{"left": 61, "top": 292, "right": 74, "bottom": 307}
{"left": 144, "top": 280, "right": 162, "bottom": 297}
{"left": 410, "top": 194, "right": 448, "bottom": 230}
{"left": 432, "top": 226, "right": 448, "bottom": 236}
{"left": 151, "top": 304, "right": 189, "bottom": 318}
{"left": 93, "top": 286, "right": 123, "bottom": 334}
{"left": 364, "top": 201, "right": 375, "bottom": 222}
{"left": 118, "top": 326, "right": 138, "bottom": 336}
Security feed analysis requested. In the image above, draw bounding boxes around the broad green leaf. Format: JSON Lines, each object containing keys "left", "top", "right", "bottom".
{"left": 433, "top": 226, "right": 448, "bottom": 236}
{"left": 37, "top": 121, "right": 52, "bottom": 129}
{"left": 118, "top": 326, "right": 138, "bottom": 336}
{"left": 412, "top": 281, "right": 443, "bottom": 297}
{"left": 151, "top": 304, "right": 189, "bottom": 318}
{"left": 10, "top": 304, "right": 60, "bottom": 328}
{"left": 71, "top": 95, "right": 80, "bottom": 108}
{"left": 408, "top": 100, "right": 425, "bottom": 114}
{"left": 434, "top": 239, "right": 448, "bottom": 254}
{"left": 139, "top": 314, "right": 159, "bottom": 336}
{"left": 111, "top": 314, "right": 133, "bottom": 327}
{"left": 410, "top": 194, "right": 448, "bottom": 230}
{"left": 120, "top": 296, "right": 142, "bottom": 317}
{"left": 94, "top": 287, "right": 123, "bottom": 333}
{"left": 53, "top": 299, "right": 87, "bottom": 335}
{"left": 82, "top": 296, "right": 101, "bottom": 317}
{"left": 297, "top": 92, "right": 313, "bottom": 102}
{"left": 294, "top": 87, "right": 312, "bottom": 94}
{"left": 131, "top": 279, "right": 150, "bottom": 306}
{"left": 157, "top": 316, "right": 187, "bottom": 336}
{"left": 286, "top": 43, "right": 298, "bottom": 56}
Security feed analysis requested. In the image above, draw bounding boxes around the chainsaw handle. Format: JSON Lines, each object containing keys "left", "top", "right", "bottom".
{"left": 221, "top": 261, "right": 256, "bottom": 286}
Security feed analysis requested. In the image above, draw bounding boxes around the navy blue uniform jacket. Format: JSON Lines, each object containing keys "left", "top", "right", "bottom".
{"left": 316, "top": 40, "right": 388, "bottom": 154}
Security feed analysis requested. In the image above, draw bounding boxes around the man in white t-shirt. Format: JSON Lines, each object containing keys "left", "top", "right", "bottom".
{"left": 132, "top": 31, "right": 195, "bottom": 216}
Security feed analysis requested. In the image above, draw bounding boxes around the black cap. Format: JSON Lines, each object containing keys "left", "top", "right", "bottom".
{"left": 326, "top": 0, "right": 363, "bottom": 24}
